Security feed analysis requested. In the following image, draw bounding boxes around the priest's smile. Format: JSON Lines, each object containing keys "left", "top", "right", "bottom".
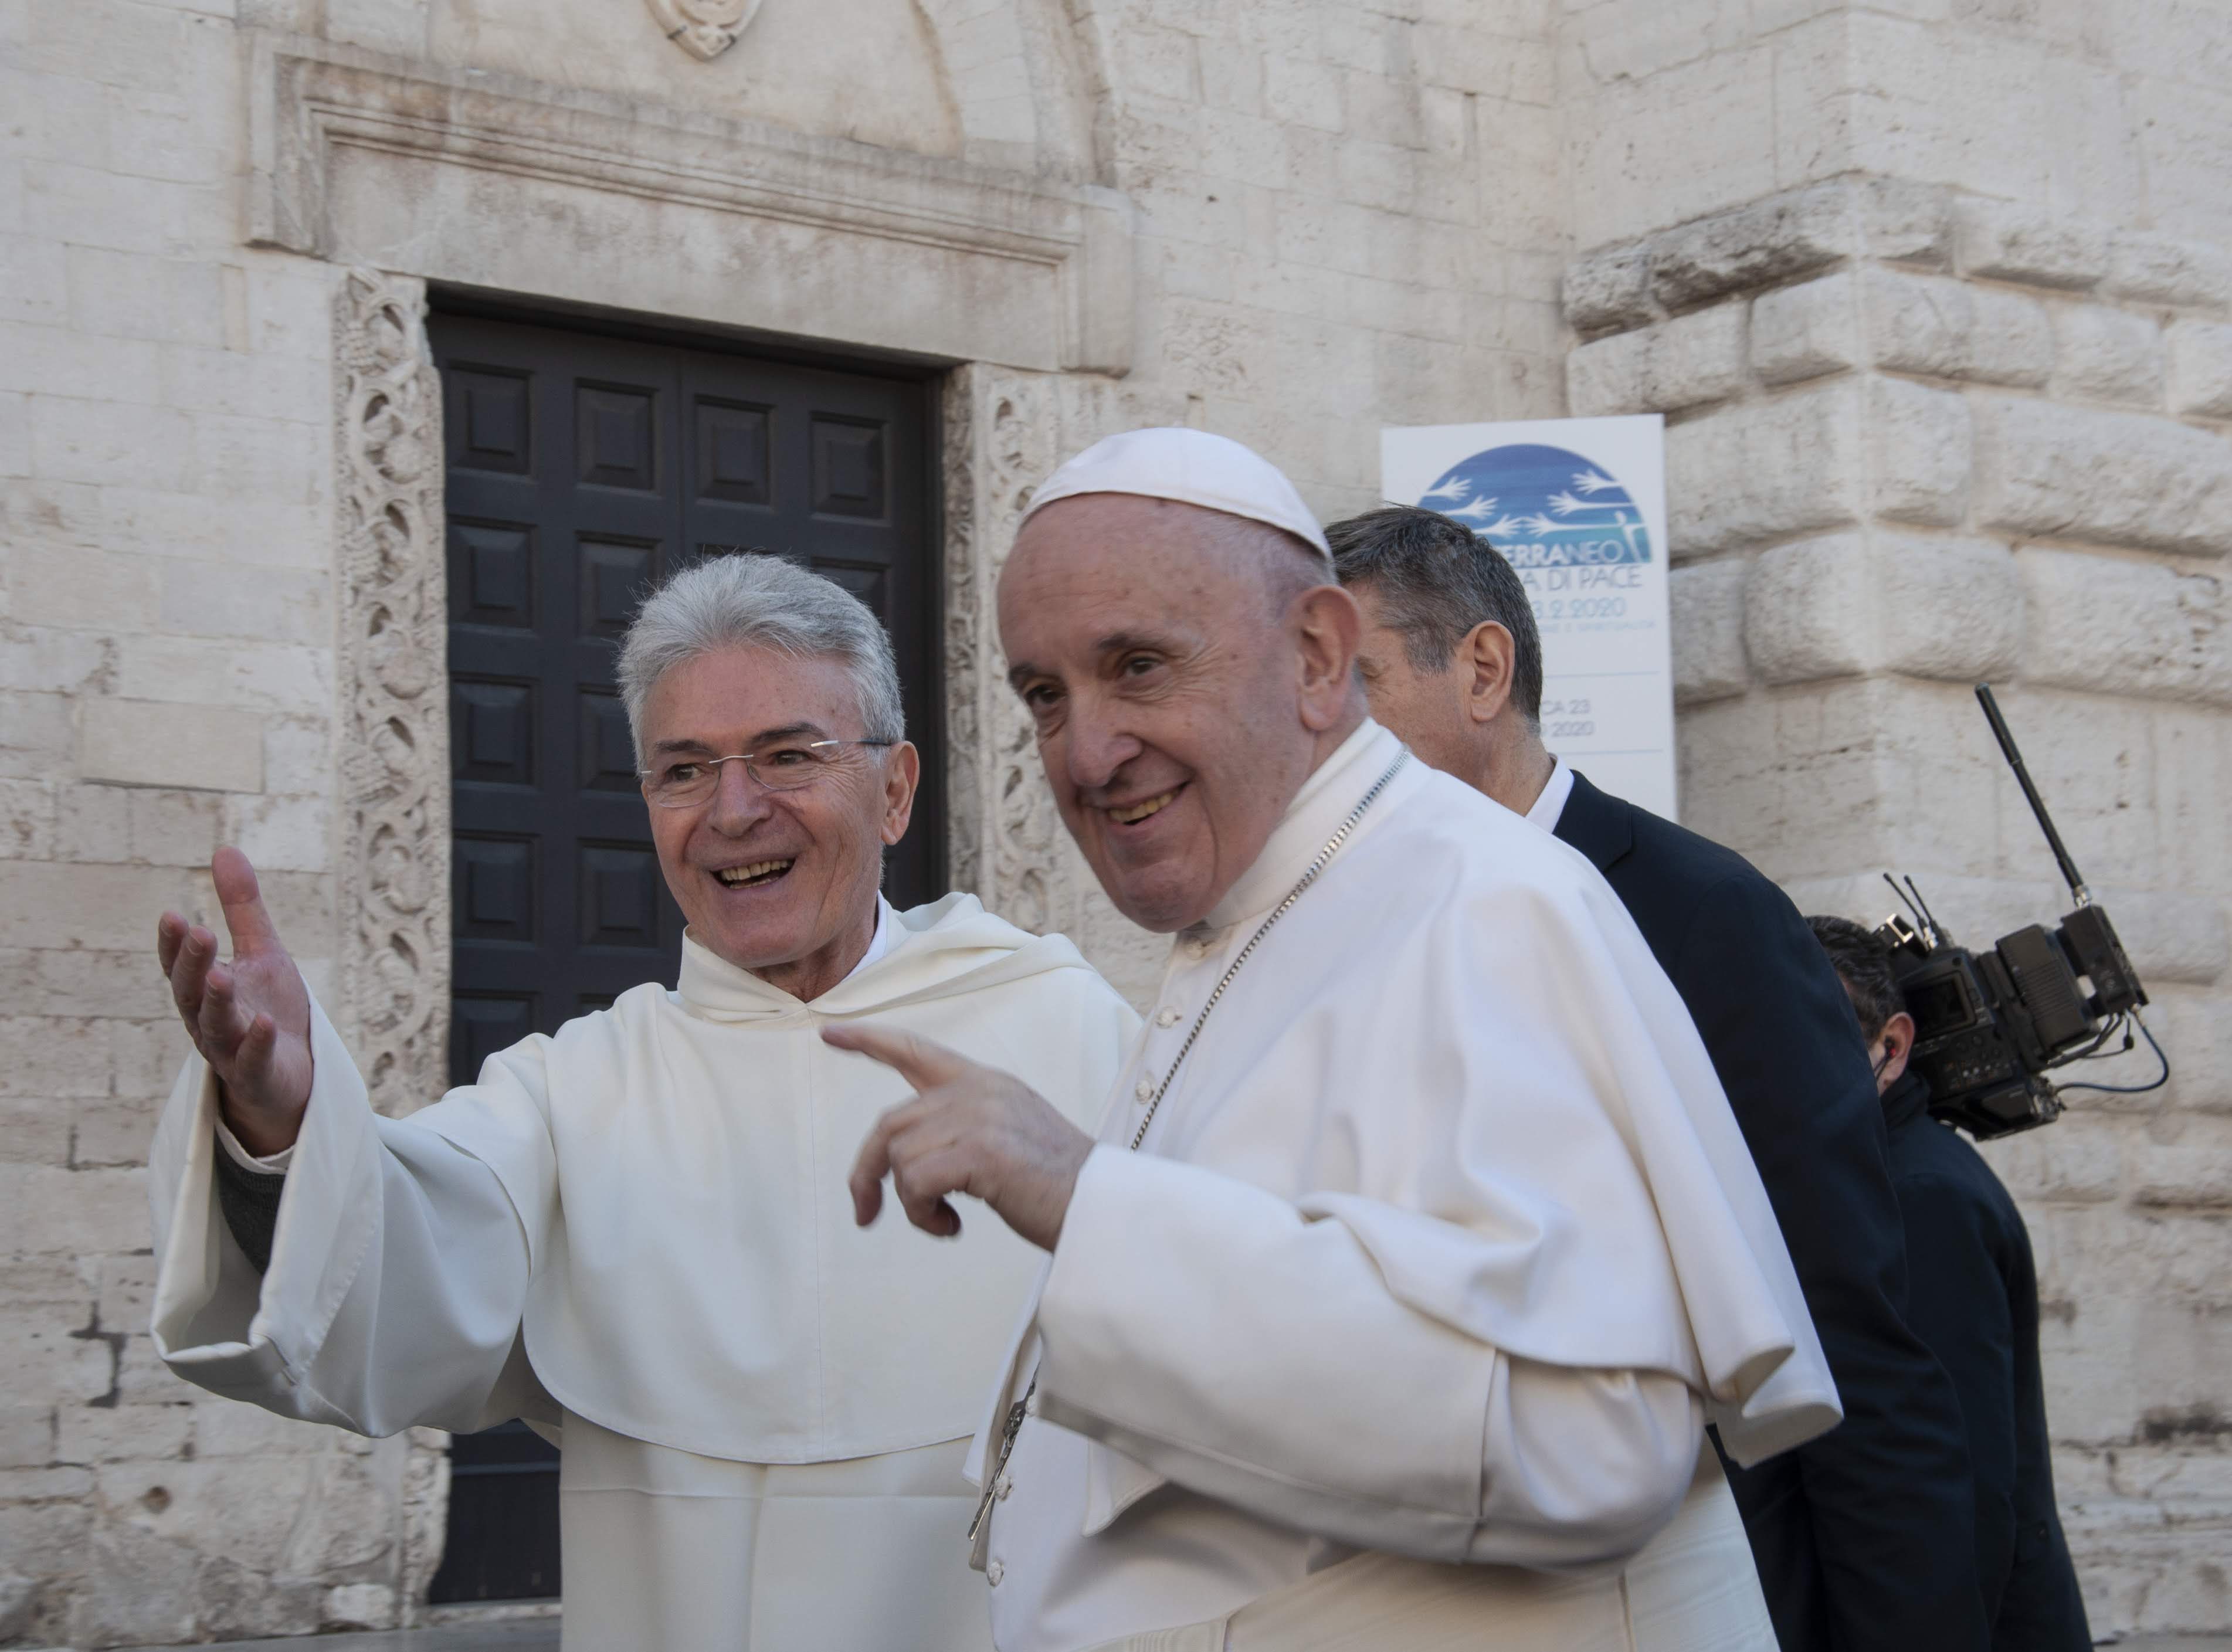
{"left": 713, "top": 857, "right": 797, "bottom": 888}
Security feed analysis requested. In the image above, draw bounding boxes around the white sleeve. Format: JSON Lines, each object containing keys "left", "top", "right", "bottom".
{"left": 147, "top": 987, "right": 559, "bottom": 1438}
{"left": 1033, "top": 1146, "right": 1702, "bottom": 1569}
{"left": 214, "top": 1112, "right": 293, "bottom": 1172}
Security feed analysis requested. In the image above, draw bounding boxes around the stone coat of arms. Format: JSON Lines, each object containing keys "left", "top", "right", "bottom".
{"left": 645, "top": 0, "right": 764, "bottom": 59}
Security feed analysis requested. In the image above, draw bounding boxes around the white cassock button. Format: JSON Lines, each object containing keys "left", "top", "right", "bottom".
{"left": 995, "top": 1473, "right": 1013, "bottom": 1501}
{"left": 1183, "top": 939, "right": 1208, "bottom": 960}
{"left": 1155, "top": 1006, "right": 1181, "bottom": 1027}
{"left": 987, "top": 1558, "right": 1005, "bottom": 1587}
{"left": 1024, "top": 1390, "right": 1040, "bottom": 1416}
{"left": 1134, "top": 1078, "right": 1155, "bottom": 1101}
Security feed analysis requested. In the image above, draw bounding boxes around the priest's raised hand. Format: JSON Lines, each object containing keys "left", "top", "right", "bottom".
{"left": 154, "top": 846, "right": 312, "bottom": 1157}
{"left": 827, "top": 1022, "right": 1094, "bottom": 1251}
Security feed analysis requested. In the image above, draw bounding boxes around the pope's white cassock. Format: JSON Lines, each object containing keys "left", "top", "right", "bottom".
{"left": 147, "top": 893, "right": 1137, "bottom": 1651}
{"left": 971, "top": 722, "right": 1844, "bottom": 1652}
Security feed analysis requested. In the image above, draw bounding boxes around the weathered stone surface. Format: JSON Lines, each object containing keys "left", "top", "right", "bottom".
{"left": 1977, "top": 1118, "right": 2122, "bottom": 1205}
{"left": 1739, "top": 530, "right": 2019, "bottom": 688}
{"left": 1670, "top": 557, "right": 1750, "bottom": 705}
{"left": 55, "top": 1401, "right": 192, "bottom": 1465}
{"left": 1751, "top": 271, "right": 1861, "bottom": 386}
{"left": 1866, "top": 375, "right": 1973, "bottom": 527}
{"left": 2055, "top": 304, "right": 2167, "bottom": 408}
{"left": 2019, "top": 548, "right": 2231, "bottom": 708}
{"left": 194, "top": 1555, "right": 323, "bottom": 1641}
{"left": 67, "top": 1522, "right": 199, "bottom": 1648}
{"left": 2131, "top": 1145, "right": 2232, "bottom": 1210}
{"left": 0, "top": 1573, "right": 40, "bottom": 1643}
{"left": 1561, "top": 242, "right": 1654, "bottom": 335}
{"left": 1877, "top": 533, "right": 2025, "bottom": 682}
{"left": 2167, "top": 318, "right": 2232, "bottom": 420}
{"left": 1856, "top": 176, "right": 1956, "bottom": 268}
{"left": 1648, "top": 181, "right": 1856, "bottom": 311}
{"left": 0, "top": 1404, "right": 53, "bottom": 1468}
{"left": 2150, "top": 986, "right": 2232, "bottom": 1112}
{"left": 1566, "top": 303, "right": 1748, "bottom": 415}
{"left": 2088, "top": 897, "right": 2230, "bottom": 990}
{"left": 1975, "top": 398, "right": 2232, "bottom": 557}
{"left": 0, "top": 1165, "right": 148, "bottom": 1256}
{"left": 1666, "top": 382, "right": 1861, "bottom": 557}
{"left": 1864, "top": 266, "right": 2052, "bottom": 387}
{"left": 1957, "top": 198, "right": 2111, "bottom": 290}
{"left": 1741, "top": 532, "right": 1873, "bottom": 686}
{"left": 77, "top": 698, "right": 264, "bottom": 794}
{"left": 2107, "top": 231, "right": 2232, "bottom": 311}
{"left": 327, "top": 1580, "right": 401, "bottom": 1630}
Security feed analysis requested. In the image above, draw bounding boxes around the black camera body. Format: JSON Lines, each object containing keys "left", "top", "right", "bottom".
{"left": 1867, "top": 686, "right": 2153, "bottom": 1141}
{"left": 1874, "top": 905, "right": 2146, "bottom": 1141}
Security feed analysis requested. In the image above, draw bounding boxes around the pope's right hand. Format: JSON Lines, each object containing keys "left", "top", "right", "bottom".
{"left": 156, "top": 846, "right": 315, "bottom": 1157}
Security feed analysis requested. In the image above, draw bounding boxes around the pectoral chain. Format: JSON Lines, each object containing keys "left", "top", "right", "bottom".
{"left": 969, "top": 751, "right": 1409, "bottom": 1548}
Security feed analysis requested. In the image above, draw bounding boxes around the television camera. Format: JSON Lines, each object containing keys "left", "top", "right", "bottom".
{"left": 1875, "top": 686, "right": 2165, "bottom": 1141}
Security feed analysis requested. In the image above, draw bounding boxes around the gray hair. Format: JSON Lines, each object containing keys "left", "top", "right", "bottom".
{"left": 617, "top": 552, "right": 905, "bottom": 761}
{"left": 1326, "top": 506, "right": 1545, "bottom": 728}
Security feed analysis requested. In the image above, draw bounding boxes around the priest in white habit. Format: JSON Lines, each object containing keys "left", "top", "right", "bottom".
{"left": 826, "top": 429, "right": 1845, "bottom": 1652}
{"left": 143, "top": 555, "right": 1138, "bottom": 1650}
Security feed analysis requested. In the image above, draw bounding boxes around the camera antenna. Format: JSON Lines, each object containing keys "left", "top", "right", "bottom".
{"left": 1904, "top": 875, "right": 1945, "bottom": 944}
{"left": 1976, "top": 684, "right": 2092, "bottom": 908}
{"left": 1883, "top": 872, "right": 1944, "bottom": 947}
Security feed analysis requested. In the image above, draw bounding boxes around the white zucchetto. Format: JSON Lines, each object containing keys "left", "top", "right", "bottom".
{"left": 1020, "top": 428, "right": 1332, "bottom": 558}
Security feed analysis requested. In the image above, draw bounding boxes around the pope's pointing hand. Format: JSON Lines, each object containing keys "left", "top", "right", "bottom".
{"left": 825, "top": 1024, "right": 1094, "bottom": 1251}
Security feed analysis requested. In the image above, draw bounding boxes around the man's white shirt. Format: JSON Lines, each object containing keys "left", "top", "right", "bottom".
{"left": 1525, "top": 754, "right": 1576, "bottom": 832}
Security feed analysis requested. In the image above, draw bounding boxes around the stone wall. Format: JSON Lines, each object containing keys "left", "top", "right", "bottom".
{"left": 0, "top": 0, "right": 1570, "bottom": 1641}
{"left": 1555, "top": 9, "right": 2232, "bottom": 1630}
{"left": 5, "top": 0, "right": 2230, "bottom": 1641}
{"left": 1553, "top": 3, "right": 2232, "bottom": 1631}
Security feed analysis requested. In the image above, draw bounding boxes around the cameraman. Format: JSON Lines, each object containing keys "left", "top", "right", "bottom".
{"left": 1808, "top": 915, "right": 2092, "bottom": 1652}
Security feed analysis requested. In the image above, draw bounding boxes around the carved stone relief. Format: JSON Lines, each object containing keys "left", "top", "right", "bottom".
{"left": 644, "top": 0, "right": 763, "bottom": 60}
{"left": 334, "top": 267, "right": 451, "bottom": 1121}
{"left": 249, "top": 41, "right": 1135, "bottom": 376}
{"left": 944, "top": 365, "right": 1072, "bottom": 939}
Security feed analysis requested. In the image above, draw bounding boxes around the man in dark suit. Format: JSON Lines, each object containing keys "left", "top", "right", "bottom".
{"left": 1327, "top": 504, "right": 1987, "bottom": 1652}
{"left": 1808, "top": 915, "right": 2092, "bottom": 1651}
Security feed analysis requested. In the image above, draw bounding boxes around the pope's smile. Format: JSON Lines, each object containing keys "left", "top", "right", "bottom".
{"left": 1104, "top": 783, "right": 1187, "bottom": 831}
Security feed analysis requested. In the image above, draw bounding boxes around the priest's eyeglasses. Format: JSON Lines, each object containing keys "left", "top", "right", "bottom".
{"left": 640, "top": 741, "right": 895, "bottom": 808}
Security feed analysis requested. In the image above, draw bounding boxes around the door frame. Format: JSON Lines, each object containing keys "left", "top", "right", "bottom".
{"left": 426, "top": 289, "right": 953, "bottom": 939}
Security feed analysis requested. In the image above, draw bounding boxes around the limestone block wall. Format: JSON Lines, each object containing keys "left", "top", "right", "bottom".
{"left": 1563, "top": 177, "right": 2232, "bottom": 1635}
{"left": 0, "top": 0, "right": 1574, "bottom": 1642}
{"left": 0, "top": 4, "right": 450, "bottom": 1643}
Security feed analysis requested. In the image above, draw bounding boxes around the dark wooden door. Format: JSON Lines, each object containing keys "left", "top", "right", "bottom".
{"left": 426, "top": 310, "right": 940, "bottom": 1601}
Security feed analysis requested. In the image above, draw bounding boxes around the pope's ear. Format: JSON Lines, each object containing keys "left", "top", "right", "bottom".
{"left": 880, "top": 741, "right": 921, "bottom": 847}
{"left": 1293, "top": 582, "right": 1364, "bottom": 732}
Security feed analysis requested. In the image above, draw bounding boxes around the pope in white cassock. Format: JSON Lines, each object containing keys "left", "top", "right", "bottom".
{"left": 824, "top": 429, "right": 1847, "bottom": 1652}
{"left": 142, "top": 555, "right": 1138, "bottom": 1650}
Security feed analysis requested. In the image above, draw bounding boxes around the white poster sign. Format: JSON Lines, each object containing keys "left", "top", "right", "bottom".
{"left": 1379, "top": 415, "right": 1675, "bottom": 819}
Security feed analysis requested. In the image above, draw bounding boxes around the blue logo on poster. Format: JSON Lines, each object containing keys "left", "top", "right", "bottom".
{"left": 1419, "top": 443, "right": 1652, "bottom": 569}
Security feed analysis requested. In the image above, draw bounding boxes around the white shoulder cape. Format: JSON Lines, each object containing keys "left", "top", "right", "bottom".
{"left": 150, "top": 894, "right": 1141, "bottom": 1462}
